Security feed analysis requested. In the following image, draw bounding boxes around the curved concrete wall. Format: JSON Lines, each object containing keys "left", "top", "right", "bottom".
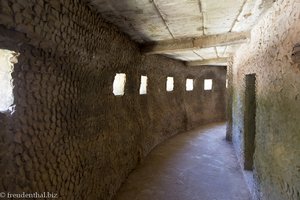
{"left": 0, "top": 0, "right": 226, "bottom": 199}
{"left": 230, "top": 0, "right": 300, "bottom": 199}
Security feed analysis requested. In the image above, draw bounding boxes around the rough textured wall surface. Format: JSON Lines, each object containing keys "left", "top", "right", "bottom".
{"left": 183, "top": 66, "right": 227, "bottom": 130}
{"left": 231, "top": 0, "right": 300, "bottom": 199}
{"left": 0, "top": 0, "right": 226, "bottom": 199}
{"left": 226, "top": 58, "right": 233, "bottom": 141}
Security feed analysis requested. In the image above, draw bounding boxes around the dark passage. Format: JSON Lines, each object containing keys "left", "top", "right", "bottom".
{"left": 243, "top": 74, "right": 256, "bottom": 170}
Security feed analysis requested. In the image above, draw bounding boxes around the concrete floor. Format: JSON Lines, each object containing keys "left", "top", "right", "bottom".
{"left": 114, "top": 123, "right": 251, "bottom": 200}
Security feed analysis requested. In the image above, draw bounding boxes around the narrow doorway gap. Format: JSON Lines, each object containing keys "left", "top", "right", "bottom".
{"left": 243, "top": 74, "right": 256, "bottom": 171}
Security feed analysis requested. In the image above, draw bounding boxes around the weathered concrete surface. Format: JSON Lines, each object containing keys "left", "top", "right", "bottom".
{"left": 183, "top": 66, "right": 227, "bottom": 130}
{"left": 0, "top": 0, "right": 226, "bottom": 199}
{"left": 230, "top": 0, "right": 300, "bottom": 199}
{"left": 226, "top": 57, "right": 233, "bottom": 141}
{"left": 87, "top": 0, "right": 274, "bottom": 62}
{"left": 114, "top": 123, "right": 251, "bottom": 200}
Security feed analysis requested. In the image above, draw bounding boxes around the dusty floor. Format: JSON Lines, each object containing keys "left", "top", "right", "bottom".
{"left": 114, "top": 123, "right": 251, "bottom": 200}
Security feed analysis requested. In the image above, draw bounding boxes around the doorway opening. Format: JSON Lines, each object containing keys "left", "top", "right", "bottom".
{"left": 243, "top": 74, "right": 256, "bottom": 170}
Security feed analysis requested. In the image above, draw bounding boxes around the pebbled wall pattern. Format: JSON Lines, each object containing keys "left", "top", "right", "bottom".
{"left": 0, "top": 0, "right": 226, "bottom": 199}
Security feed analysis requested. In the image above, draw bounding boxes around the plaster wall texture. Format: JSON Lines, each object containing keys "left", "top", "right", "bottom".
{"left": 0, "top": 0, "right": 226, "bottom": 199}
{"left": 231, "top": 0, "right": 300, "bottom": 199}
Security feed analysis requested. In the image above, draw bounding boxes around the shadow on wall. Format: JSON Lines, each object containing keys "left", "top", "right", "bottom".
{"left": 0, "top": 1, "right": 227, "bottom": 200}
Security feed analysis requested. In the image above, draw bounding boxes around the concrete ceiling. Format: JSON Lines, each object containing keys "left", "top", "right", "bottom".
{"left": 86, "top": 0, "right": 274, "bottom": 65}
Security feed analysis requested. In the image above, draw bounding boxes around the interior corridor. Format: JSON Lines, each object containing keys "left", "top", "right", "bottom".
{"left": 114, "top": 123, "right": 251, "bottom": 200}
{"left": 0, "top": 0, "right": 299, "bottom": 199}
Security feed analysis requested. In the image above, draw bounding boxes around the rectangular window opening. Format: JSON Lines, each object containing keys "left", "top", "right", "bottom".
{"left": 166, "top": 77, "right": 174, "bottom": 92}
{"left": 186, "top": 78, "right": 194, "bottom": 91}
{"left": 139, "top": 75, "right": 147, "bottom": 95}
{"left": 0, "top": 49, "right": 18, "bottom": 113}
{"left": 204, "top": 79, "right": 213, "bottom": 91}
{"left": 113, "top": 73, "right": 126, "bottom": 96}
